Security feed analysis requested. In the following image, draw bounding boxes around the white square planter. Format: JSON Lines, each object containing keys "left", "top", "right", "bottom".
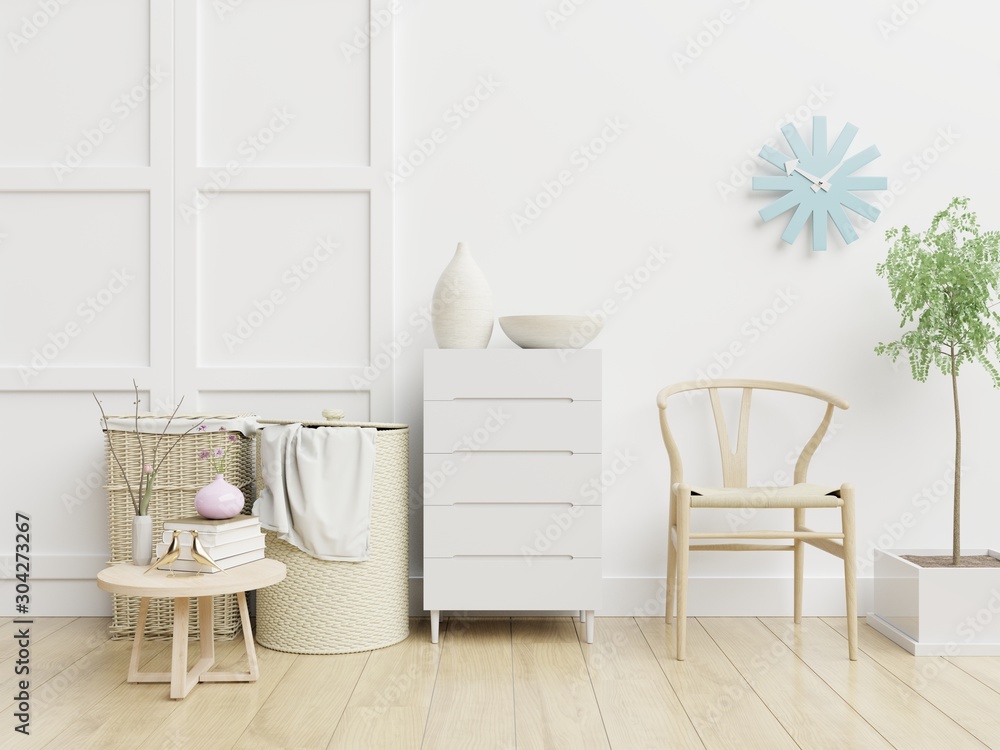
{"left": 868, "top": 548, "right": 1000, "bottom": 655}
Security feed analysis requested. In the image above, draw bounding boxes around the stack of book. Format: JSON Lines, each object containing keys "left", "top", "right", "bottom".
{"left": 156, "top": 515, "right": 265, "bottom": 573}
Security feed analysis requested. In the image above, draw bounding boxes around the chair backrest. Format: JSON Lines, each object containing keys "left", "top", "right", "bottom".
{"left": 656, "top": 379, "right": 849, "bottom": 488}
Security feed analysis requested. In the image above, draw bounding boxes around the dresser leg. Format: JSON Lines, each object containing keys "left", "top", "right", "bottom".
{"left": 579, "top": 610, "right": 585, "bottom": 623}
{"left": 430, "top": 610, "right": 440, "bottom": 644}
{"left": 585, "top": 610, "right": 595, "bottom": 643}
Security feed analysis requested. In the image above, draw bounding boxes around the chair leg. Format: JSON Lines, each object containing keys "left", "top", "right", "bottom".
{"left": 793, "top": 508, "right": 805, "bottom": 624}
{"left": 675, "top": 485, "right": 691, "bottom": 661}
{"left": 841, "top": 484, "right": 858, "bottom": 661}
{"left": 666, "top": 487, "right": 678, "bottom": 626}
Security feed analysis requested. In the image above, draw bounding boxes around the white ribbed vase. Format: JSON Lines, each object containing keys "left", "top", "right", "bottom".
{"left": 132, "top": 514, "right": 153, "bottom": 566}
{"left": 431, "top": 242, "right": 494, "bottom": 348}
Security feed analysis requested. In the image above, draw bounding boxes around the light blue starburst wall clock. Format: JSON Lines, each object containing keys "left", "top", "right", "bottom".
{"left": 751, "top": 116, "right": 887, "bottom": 251}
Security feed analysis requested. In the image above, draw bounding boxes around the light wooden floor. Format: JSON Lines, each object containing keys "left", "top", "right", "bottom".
{"left": 5, "top": 615, "right": 1000, "bottom": 749}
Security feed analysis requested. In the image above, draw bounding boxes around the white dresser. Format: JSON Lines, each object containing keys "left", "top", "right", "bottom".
{"left": 423, "top": 349, "right": 602, "bottom": 643}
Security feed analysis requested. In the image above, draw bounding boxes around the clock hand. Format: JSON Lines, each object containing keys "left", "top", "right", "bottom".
{"left": 783, "top": 160, "right": 833, "bottom": 193}
{"left": 812, "top": 164, "right": 842, "bottom": 192}
{"left": 791, "top": 166, "right": 826, "bottom": 186}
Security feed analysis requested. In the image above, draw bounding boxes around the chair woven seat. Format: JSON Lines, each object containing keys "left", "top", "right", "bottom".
{"left": 686, "top": 483, "right": 843, "bottom": 508}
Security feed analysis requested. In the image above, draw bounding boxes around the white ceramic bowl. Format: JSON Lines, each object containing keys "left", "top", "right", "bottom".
{"left": 498, "top": 315, "right": 603, "bottom": 349}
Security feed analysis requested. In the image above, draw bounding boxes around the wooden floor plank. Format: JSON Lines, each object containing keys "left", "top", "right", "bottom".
{"left": 44, "top": 637, "right": 241, "bottom": 750}
{"left": 947, "top": 655, "right": 1000, "bottom": 696}
{"left": 577, "top": 618, "right": 705, "bottom": 750}
{"left": 759, "top": 618, "right": 987, "bottom": 750}
{"left": 512, "top": 617, "right": 610, "bottom": 750}
{"left": 0, "top": 617, "right": 76, "bottom": 661}
{"left": 824, "top": 617, "right": 1000, "bottom": 747}
{"left": 423, "top": 617, "right": 515, "bottom": 750}
{"left": 0, "top": 618, "right": 110, "bottom": 703}
{"left": 512, "top": 616, "right": 578, "bottom": 644}
{"left": 23, "top": 636, "right": 164, "bottom": 748}
{"left": 133, "top": 635, "right": 297, "bottom": 749}
{"left": 328, "top": 618, "right": 443, "bottom": 750}
{"left": 636, "top": 617, "right": 798, "bottom": 750}
{"left": 232, "top": 650, "right": 368, "bottom": 749}
{"left": 19, "top": 615, "right": 1000, "bottom": 749}
{"left": 701, "top": 618, "right": 892, "bottom": 750}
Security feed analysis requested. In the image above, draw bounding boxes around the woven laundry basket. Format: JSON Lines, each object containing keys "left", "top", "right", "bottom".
{"left": 104, "top": 414, "right": 255, "bottom": 641}
{"left": 254, "top": 418, "right": 409, "bottom": 654}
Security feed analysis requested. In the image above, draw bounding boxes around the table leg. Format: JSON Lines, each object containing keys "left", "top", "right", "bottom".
{"left": 127, "top": 597, "right": 150, "bottom": 682}
{"left": 198, "top": 596, "right": 215, "bottom": 664}
{"left": 170, "top": 597, "right": 191, "bottom": 699}
{"left": 200, "top": 590, "right": 258, "bottom": 683}
{"left": 239, "top": 591, "right": 259, "bottom": 681}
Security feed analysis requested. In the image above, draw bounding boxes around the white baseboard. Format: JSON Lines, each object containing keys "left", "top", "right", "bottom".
{"left": 1, "top": 554, "right": 111, "bottom": 617}
{"left": 1, "top": 559, "right": 873, "bottom": 619}
{"left": 406, "top": 576, "right": 873, "bottom": 618}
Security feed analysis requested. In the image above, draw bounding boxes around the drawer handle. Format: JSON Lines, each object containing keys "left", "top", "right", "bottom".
{"left": 449, "top": 502, "right": 574, "bottom": 508}
{"left": 448, "top": 555, "right": 575, "bottom": 561}
{"left": 449, "top": 397, "right": 576, "bottom": 403}
{"left": 450, "top": 449, "right": 575, "bottom": 455}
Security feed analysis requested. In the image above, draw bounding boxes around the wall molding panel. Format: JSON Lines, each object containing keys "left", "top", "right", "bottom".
{"left": 0, "top": 0, "right": 394, "bottom": 615}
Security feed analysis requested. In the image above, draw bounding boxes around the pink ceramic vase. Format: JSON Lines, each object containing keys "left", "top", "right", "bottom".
{"left": 194, "top": 474, "right": 244, "bottom": 519}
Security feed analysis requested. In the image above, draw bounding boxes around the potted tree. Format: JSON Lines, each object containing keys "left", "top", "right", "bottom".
{"left": 869, "top": 196, "right": 1000, "bottom": 654}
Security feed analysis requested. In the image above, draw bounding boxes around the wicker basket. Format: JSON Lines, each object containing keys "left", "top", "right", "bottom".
{"left": 105, "top": 416, "right": 255, "bottom": 641}
{"left": 254, "top": 419, "right": 409, "bottom": 654}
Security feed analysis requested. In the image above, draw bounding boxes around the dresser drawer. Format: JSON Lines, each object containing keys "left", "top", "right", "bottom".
{"left": 423, "top": 557, "right": 601, "bottom": 611}
{"left": 425, "top": 504, "right": 601, "bottom": 557}
{"left": 423, "top": 452, "right": 602, "bottom": 506}
{"left": 423, "top": 399, "right": 601, "bottom": 454}
{"left": 425, "top": 349, "right": 601, "bottom": 400}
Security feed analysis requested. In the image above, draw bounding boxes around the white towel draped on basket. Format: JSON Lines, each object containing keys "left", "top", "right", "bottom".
{"left": 254, "top": 423, "right": 377, "bottom": 561}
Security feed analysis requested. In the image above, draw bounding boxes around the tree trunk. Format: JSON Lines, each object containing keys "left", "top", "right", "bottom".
{"left": 951, "top": 346, "right": 961, "bottom": 566}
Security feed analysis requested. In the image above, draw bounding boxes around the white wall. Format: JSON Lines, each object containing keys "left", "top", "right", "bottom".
{"left": 0, "top": 0, "right": 392, "bottom": 615}
{"left": 4, "top": 0, "right": 998, "bottom": 618}
{"left": 394, "top": 0, "right": 1000, "bottom": 614}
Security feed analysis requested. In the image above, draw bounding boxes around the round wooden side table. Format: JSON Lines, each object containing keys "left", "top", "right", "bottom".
{"left": 97, "top": 559, "right": 286, "bottom": 699}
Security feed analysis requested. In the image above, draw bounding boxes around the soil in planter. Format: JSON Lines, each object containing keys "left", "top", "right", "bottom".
{"left": 902, "top": 554, "right": 1000, "bottom": 568}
